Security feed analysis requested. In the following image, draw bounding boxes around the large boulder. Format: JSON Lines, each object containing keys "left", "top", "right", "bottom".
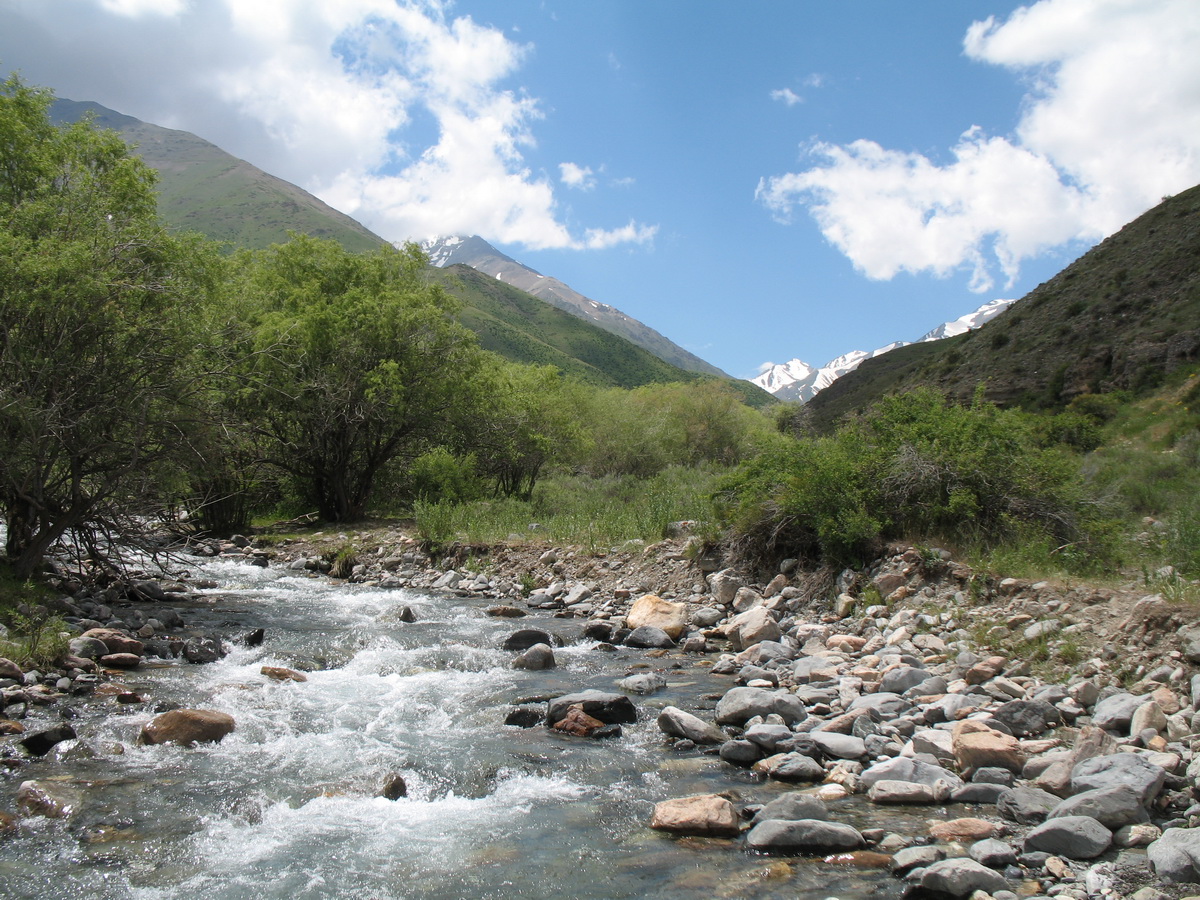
{"left": 859, "top": 756, "right": 964, "bottom": 793}
{"left": 546, "top": 691, "right": 637, "bottom": 726}
{"left": 911, "top": 858, "right": 1009, "bottom": 897}
{"left": 1023, "top": 815, "right": 1112, "bottom": 859}
{"left": 1149, "top": 827, "right": 1200, "bottom": 884}
{"left": 744, "top": 818, "right": 864, "bottom": 855}
{"left": 502, "top": 629, "right": 555, "bottom": 652}
{"left": 1048, "top": 784, "right": 1149, "bottom": 830}
{"left": 715, "top": 687, "right": 806, "bottom": 727}
{"left": 757, "top": 794, "right": 828, "bottom": 822}
{"left": 1091, "top": 692, "right": 1148, "bottom": 732}
{"left": 727, "top": 608, "right": 780, "bottom": 650}
{"left": 1070, "top": 752, "right": 1166, "bottom": 803}
{"left": 997, "top": 786, "right": 1062, "bottom": 825}
{"left": 624, "top": 626, "right": 675, "bottom": 649}
{"left": 952, "top": 720, "right": 1025, "bottom": 774}
{"left": 138, "top": 709, "right": 235, "bottom": 747}
{"left": 650, "top": 794, "right": 740, "bottom": 837}
{"left": 626, "top": 595, "right": 688, "bottom": 640}
{"left": 81, "top": 627, "right": 143, "bottom": 656}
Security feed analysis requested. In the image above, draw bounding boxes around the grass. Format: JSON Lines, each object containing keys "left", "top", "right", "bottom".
{"left": 414, "top": 466, "right": 723, "bottom": 551}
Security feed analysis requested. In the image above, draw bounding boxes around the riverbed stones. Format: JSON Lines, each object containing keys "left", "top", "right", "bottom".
{"left": 756, "top": 794, "right": 828, "bottom": 822}
{"left": 714, "top": 686, "right": 806, "bottom": 726}
{"left": 1047, "top": 784, "right": 1148, "bottom": 829}
{"left": 261, "top": 665, "right": 308, "bottom": 682}
{"left": 650, "top": 794, "right": 740, "bottom": 837}
{"left": 16, "top": 780, "right": 79, "bottom": 819}
{"left": 618, "top": 672, "right": 665, "bottom": 694}
{"left": 909, "top": 858, "right": 1009, "bottom": 897}
{"left": 1092, "top": 692, "right": 1148, "bottom": 732}
{"left": 546, "top": 690, "right": 636, "bottom": 726}
{"left": 82, "top": 627, "right": 143, "bottom": 656}
{"left": 1023, "top": 814, "right": 1112, "bottom": 859}
{"left": 138, "top": 709, "right": 236, "bottom": 746}
{"left": 553, "top": 706, "right": 619, "bottom": 738}
{"left": 100, "top": 652, "right": 141, "bottom": 669}
{"left": 626, "top": 594, "right": 688, "bottom": 639}
{"left": 657, "top": 706, "right": 725, "bottom": 744}
{"left": 624, "top": 625, "right": 675, "bottom": 649}
{"left": 744, "top": 818, "right": 864, "bottom": 855}
{"left": 952, "top": 720, "right": 1025, "bottom": 774}
{"left": 727, "top": 608, "right": 780, "bottom": 650}
{"left": 868, "top": 779, "right": 948, "bottom": 804}
{"left": 1148, "top": 827, "right": 1200, "bottom": 883}
{"left": 997, "top": 786, "right": 1062, "bottom": 824}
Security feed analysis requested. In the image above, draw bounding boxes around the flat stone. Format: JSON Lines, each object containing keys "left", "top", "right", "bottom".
{"left": 1048, "top": 784, "right": 1149, "bottom": 830}
{"left": 744, "top": 818, "right": 864, "bottom": 855}
{"left": 912, "top": 858, "right": 1009, "bottom": 897}
{"left": 1070, "top": 752, "right": 1166, "bottom": 803}
{"left": 1024, "top": 815, "right": 1112, "bottom": 860}
{"left": 650, "top": 794, "right": 740, "bottom": 837}
{"left": 657, "top": 706, "right": 725, "bottom": 744}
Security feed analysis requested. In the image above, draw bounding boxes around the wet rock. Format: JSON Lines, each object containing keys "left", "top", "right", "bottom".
{"left": 485, "top": 606, "right": 526, "bottom": 618}
{"left": 546, "top": 690, "right": 636, "bottom": 726}
{"left": 867, "top": 779, "right": 946, "bottom": 804}
{"left": 261, "top": 666, "right": 308, "bottom": 683}
{"left": 244, "top": 628, "right": 265, "bottom": 647}
{"left": 744, "top": 818, "right": 864, "bottom": 855}
{"left": 892, "top": 845, "right": 945, "bottom": 874}
{"left": 658, "top": 706, "right": 725, "bottom": 744}
{"left": 552, "top": 706, "right": 620, "bottom": 738}
{"left": 928, "top": 817, "right": 996, "bottom": 842}
{"left": 618, "top": 672, "right": 665, "bottom": 694}
{"left": 756, "top": 752, "right": 825, "bottom": 783}
{"left": 99, "top": 653, "right": 141, "bottom": 669}
{"left": 1148, "top": 827, "right": 1200, "bottom": 883}
{"left": 19, "top": 724, "right": 76, "bottom": 756}
{"left": 82, "top": 628, "right": 143, "bottom": 656}
{"left": 502, "top": 629, "right": 555, "bottom": 652}
{"left": 1023, "top": 815, "right": 1111, "bottom": 859}
{"left": 719, "top": 739, "right": 762, "bottom": 765}
{"left": 626, "top": 595, "right": 688, "bottom": 640}
{"left": 16, "top": 780, "right": 79, "bottom": 819}
{"left": 67, "top": 637, "right": 108, "bottom": 660}
{"left": 650, "top": 794, "right": 740, "bottom": 837}
{"left": 381, "top": 773, "right": 407, "bottom": 800}
{"left": 909, "top": 858, "right": 1009, "bottom": 897}
{"left": 624, "top": 625, "right": 675, "bottom": 649}
{"left": 504, "top": 706, "right": 543, "bottom": 728}
{"left": 970, "top": 838, "right": 1018, "bottom": 868}
{"left": 182, "top": 636, "right": 225, "bottom": 664}
{"left": 756, "top": 794, "right": 828, "bottom": 822}
{"left": 714, "top": 686, "right": 806, "bottom": 727}
{"left": 513, "top": 643, "right": 556, "bottom": 670}
{"left": 139, "top": 709, "right": 236, "bottom": 746}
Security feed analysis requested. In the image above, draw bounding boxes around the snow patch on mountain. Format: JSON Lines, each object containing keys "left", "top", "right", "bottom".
{"left": 754, "top": 299, "right": 1015, "bottom": 402}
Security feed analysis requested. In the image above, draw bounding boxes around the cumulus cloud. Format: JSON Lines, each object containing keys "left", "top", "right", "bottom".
{"left": 581, "top": 221, "right": 659, "bottom": 250}
{"left": 759, "top": 0, "right": 1200, "bottom": 291}
{"left": 559, "top": 162, "right": 596, "bottom": 190}
{"left": 770, "top": 88, "right": 803, "bottom": 106}
{"left": 0, "top": 0, "right": 654, "bottom": 251}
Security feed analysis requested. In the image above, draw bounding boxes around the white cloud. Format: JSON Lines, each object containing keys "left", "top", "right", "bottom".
{"left": 770, "top": 87, "right": 803, "bottom": 106}
{"left": 760, "top": 0, "right": 1200, "bottom": 290}
{"left": 581, "top": 221, "right": 659, "bottom": 250}
{"left": 559, "top": 162, "right": 596, "bottom": 190}
{"left": 0, "top": 0, "right": 654, "bottom": 252}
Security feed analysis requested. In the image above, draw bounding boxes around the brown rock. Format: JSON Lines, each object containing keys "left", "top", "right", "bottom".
{"left": 82, "top": 628, "right": 144, "bottom": 656}
{"left": 964, "top": 655, "right": 1007, "bottom": 685}
{"left": 139, "top": 709, "right": 236, "bottom": 747}
{"left": 100, "top": 653, "right": 141, "bottom": 669}
{"left": 261, "top": 666, "right": 308, "bottom": 683}
{"left": 0, "top": 658, "right": 24, "bottom": 680}
{"left": 828, "top": 635, "right": 867, "bottom": 653}
{"left": 16, "top": 780, "right": 79, "bottom": 819}
{"left": 1151, "top": 686, "right": 1182, "bottom": 716}
{"left": 650, "top": 794, "right": 740, "bottom": 837}
{"left": 929, "top": 817, "right": 997, "bottom": 842}
{"left": 0, "top": 720, "right": 24, "bottom": 735}
{"left": 552, "top": 706, "right": 608, "bottom": 737}
{"left": 626, "top": 594, "right": 688, "bottom": 640}
{"left": 485, "top": 606, "right": 527, "bottom": 618}
{"left": 952, "top": 720, "right": 1025, "bottom": 773}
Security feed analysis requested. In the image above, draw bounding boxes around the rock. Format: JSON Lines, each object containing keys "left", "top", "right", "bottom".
{"left": 1148, "top": 827, "right": 1200, "bottom": 883}
{"left": 991, "top": 699, "right": 1060, "bottom": 737}
{"left": 624, "top": 625, "right": 675, "bottom": 649}
{"left": 868, "top": 780, "right": 946, "bottom": 804}
{"left": 618, "top": 672, "right": 665, "bottom": 694}
{"left": 81, "top": 628, "right": 143, "bottom": 656}
{"left": 1114, "top": 823, "right": 1161, "bottom": 848}
{"left": 952, "top": 720, "right": 1025, "bottom": 774}
{"left": 719, "top": 739, "right": 762, "bottom": 765}
{"left": 503, "top": 629, "right": 555, "bottom": 652}
{"left": 1048, "top": 784, "right": 1148, "bottom": 830}
{"left": 964, "top": 655, "right": 1007, "bottom": 685}
{"left": 546, "top": 691, "right": 636, "bottom": 726}
{"left": 1023, "top": 815, "right": 1112, "bottom": 859}
{"left": 997, "top": 786, "right": 1062, "bottom": 824}
{"left": 1092, "top": 692, "right": 1148, "bottom": 732}
{"left": 757, "top": 794, "right": 828, "bottom": 822}
{"left": 892, "top": 845, "right": 945, "bottom": 874}
{"left": 380, "top": 773, "right": 407, "bottom": 799}
{"left": 1070, "top": 752, "right": 1166, "bottom": 803}
{"left": 715, "top": 687, "right": 806, "bottom": 727}
{"left": 757, "top": 753, "right": 825, "bottom": 783}
{"left": 182, "top": 636, "right": 224, "bottom": 664}
{"left": 728, "top": 607, "right": 780, "bottom": 650}
{"left": 67, "top": 637, "right": 108, "bottom": 660}
{"left": 657, "top": 706, "right": 726, "bottom": 744}
{"left": 627, "top": 595, "right": 688, "bottom": 639}
{"left": 650, "top": 794, "right": 740, "bottom": 837}
{"left": 261, "top": 665, "right": 308, "bottom": 682}
{"left": 16, "top": 780, "right": 79, "bottom": 819}
{"left": 99, "top": 652, "right": 141, "bottom": 669}
{"left": 513, "top": 643, "right": 556, "bottom": 670}
{"left": 139, "top": 709, "right": 236, "bottom": 746}
{"left": 504, "top": 706, "right": 543, "bottom": 728}
{"left": 1130, "top": 700, "right": 1167, "bottom": 737}
{"left": 912, "top": 858, "right": 1009, "bottom": 897}
{"left": 879, "top": 666, "right": 928, "bottom": 695}
{"left": 809, "top": 732, "right": 866, "bottom": 760}
{"left": 744, "top": 818, "right": 864, "bottom": 855}
{"left": 19, "top": 724, "right": 76, "bottom": 756}
{"left": 928, "top": 817, "right": 996, "bottom": 842}
{"left": 970, "top": 838, "right": 1018, "bottom": 869}
{"left": 708, "top": 570, "right": 745, "bottom": 606}
{"left": 486, "top": 606, "right": 526, "bottom": 618}
{"left": 553, "top": 706, "right": 619, "bottom": 738}
{"left": 860, "top": 756, "right": 964, "bottom": 793}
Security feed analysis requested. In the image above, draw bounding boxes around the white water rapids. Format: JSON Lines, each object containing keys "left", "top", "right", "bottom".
{"left": 0, "top": 555, "right": 913, "bottom": 899}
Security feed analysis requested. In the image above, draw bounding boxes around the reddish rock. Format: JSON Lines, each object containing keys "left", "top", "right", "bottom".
{"left": 139, "top": 709, "right": 236, "bottom": 747}
{"left": 0, "top": 720, "right": 24, "bottom": 735}
{"left": 100, "top": 653, "right": 141, "bottom": 669}
{"left": 964, "top": 656, "right": 1007, "bottom": 685}
{"left": 552, "top": 706, "right": 611, "bottom": 738}
{"left": 952, "top": 720, "right": 1025, "bottom": 773}
{"left": 650, "top": 794, "right": 740, "bottom": 837}
{"left": 0, "top": 658, "right": 23, "bottom": 680}
{"left": 82, "top": 628, "right": 143, "bottom": 657}
{"left": 929, "top": 817, "right": 997, "bottom": 841}
{"left": 261, "top": 666, "right": 308, "bottom": 683}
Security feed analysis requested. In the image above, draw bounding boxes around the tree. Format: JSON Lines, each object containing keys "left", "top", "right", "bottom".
{"left": 0, "top": 75, "right": 218, "bottom": 577}
{"left": 232, "top": 235, "right": 482, "bottom": 521}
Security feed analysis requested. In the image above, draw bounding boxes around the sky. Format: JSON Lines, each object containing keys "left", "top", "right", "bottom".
{"left": 2, "top": 0, "right": 1200, "bottom": 379}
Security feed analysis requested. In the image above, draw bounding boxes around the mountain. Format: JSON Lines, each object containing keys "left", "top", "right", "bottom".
{"left": 49, "top": 99, "right": 387, "bottom": 252}
{"left": 755, "top": 299, "right": 1015, "bottom": 402}
{"left": 806, "top": 184, "right": 1200, "bottom": 429}
{"left": 421, "top": 235, "right": 729, "bottom": 378}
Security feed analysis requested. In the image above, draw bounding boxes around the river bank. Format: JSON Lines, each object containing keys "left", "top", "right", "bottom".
{"left": 2, "top": 524, "right": 1200, "bottom": 898}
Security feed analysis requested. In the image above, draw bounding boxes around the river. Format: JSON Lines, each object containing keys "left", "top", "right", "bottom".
{"left": 0, "top": 553, "right": 917, "bottom": 899}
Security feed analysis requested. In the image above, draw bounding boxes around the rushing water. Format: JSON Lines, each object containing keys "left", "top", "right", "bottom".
{"left": 0, "top": 556, "right": 916, "bottom": 900}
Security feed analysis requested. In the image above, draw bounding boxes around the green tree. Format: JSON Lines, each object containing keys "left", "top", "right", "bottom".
{"left": 232, "top": 235, "right": 482, "bottom": 521}
{"left": 0, "top": 75, "right": 218, "bottom": 577}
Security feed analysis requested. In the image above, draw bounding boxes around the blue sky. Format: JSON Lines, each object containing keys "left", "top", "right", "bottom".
{"left": 3, "top": 0, "right": 1199, "bottom": 378}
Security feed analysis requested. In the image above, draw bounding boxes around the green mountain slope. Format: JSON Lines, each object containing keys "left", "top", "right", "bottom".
{"left": 50, "top": 99, "right": 386, "bottom": 252}
{"left": 808, "top": 184, "right": 1200, "bottom": 429}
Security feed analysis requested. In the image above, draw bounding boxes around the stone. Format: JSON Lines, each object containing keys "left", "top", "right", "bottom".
{"left": 708, "top": 570, "right": 745, "bottom": 607}
{"left": 139, "top": 709, "right": 236, "bottom": 746}
{"left": 485, "top": 606, "right": 525, "bottom": 618}
{"left": 67, "top": 637, "right": 108, "bottom": 660}
{"left": 81, "top": 627, "right": 143, "bottom": 656}
{"left": 1130, "top": 700, "right": 1167, "bottom": 737}
{"left": 503, "top": 629, "right": 555, "bottom": 652}
{"left": 756, "top": 752, "right": 825, "bottom": 783}
{"left": 744, "top": 723, "right": 795, "bottom": 752}
{"left": 19, "top": 724, "right": 76, "bottom": 756}
{"left": 757, "top": 793, "right": 828, "bottom": 822}
{"left": 744, "top": 818, "right": 864, "bottom": 855}
{"left": 715, "top": 686, "right": 806, "bottom": 727}
{"left": 618, "top": 672, "right": 665, "bottom": 694}
{"left": 1048, "top": 784, "right": 1148, "bottom": 830}
{"left": 381, "top": 773, "right": 407, "bottom": 800}
{"left": 504, "top": 707, "right": 543, "bottom": 728}
{"left": 892, "top": 844, "right": 946, "bottom": 873}
{"left": 997, "top": 786, "right": 1062, "bottom": 824}
{"left": 859, "top": 756, "right": 964, "bottom": 793}
{"left": 553, "top": 706, "right": 617, "bottom": 738}
{"left": 1148, "top": 827, "right": 1200, "bottom": 883}
{"left": 720, "top": 739, "right": 762, "bottom": 765}
{"left": 868, "top": 780, "right": 946, "bottom": 804}
{"left": 657, "top": 706, "right": 725, "bottom": 744}
{"left": 1114, "top": 823, "right": 1161, "bottom": 848}
{"left": 1070, "top": 752, "right": 1166, "bottom": 803}
{"left": 261, "top": 666, "right": 308, "bottom": 682}
{"left": 626, "top": 594, "right": 688, "bottom": 639}
{"left": 625, "top": 625, "right": 675, "bottom": 649}
{"left": 1092, "top": 692, "right": 1148, "bottom": 732}
{"left": 929, "top": 817, "right": 996, "bottom": 842}
{"left": 513, "top": 643, "right": 556, "bottom": 670}
{"left": 810, "top": 732, "right": 867, "bottom": 760}
{"left": 16, "top": 780, "right": 79, "bottom": 819}
{"left": 650, "top": 794, "right": 740, "bottom": 837}
{"left": 970, "top": 838, "right": 1018, "bottom": 869}
{"left": 182, "top": 636, "right": 224, "bottom": 664}
{"left": 1023, "top": 815, "right": 1112, "bottom": 859}
{"left": 991, "top": 699, "right": 1061, "bottom": 737}
{"left": 964, "top": 655, "right": 1007, "bottom": 685}
{"left": 912, "top": 858, "right": 1009, "bottom": 897}
{"left": 952, "top": 720, "right": 1025, "bottom": 773}
{"left": 728, "top": 607, "right": 781, "bottom": 650}
{"left": 546, "top": 691, "right": 636, "bottom": 726}
{"left": 879, "top": 666, "right": 928, "bottom": 694}
{"left": 100, "top": 652, "right": 142, "bottom": 669}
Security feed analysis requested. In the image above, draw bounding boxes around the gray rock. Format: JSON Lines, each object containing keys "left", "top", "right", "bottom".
{"left": 1148, "top": 827, "right": 1200, "bottom": 884}
{"left": 913, "top": 858, "right": 1010, "bottom": 897}
{"left": 879, "top": 666, "right": 928, "bottom": 694}
{"left": 744, "top": 723, "right": 794, "bottom": 752}
{"left": 546, "top": 691, "right": 637, "bottom": 726}
{"left": 991, "top": 699, "right": 1061, "bottom": 737}
{"left": 847, "top": 692, "right": 913, "bottom": 718}
{"left": 1070, "top": 752, "right": 1166, "bottom": 803}
{"left": 952, "top": 783, "right": 1009, "bottom": 804}
{"left": 809, "top": 732, "right": 867, "bottom": 760}
{"left": 1023, "top": 815, "right": 1112, "bottom": 859}
{"left": 1092, "top": 692, "right": 1149, "bottom": 732}
{"left": 768, "top": 753, "right": 825, "bottom": 782}
{"left": 868, "top": 779, "right": 946, "bottom": 804}
{"left": 618, "top": 672, "right": 666, "bottom": 694}
{"left": 892, "top": 844, "right": 945, "bottom": 874}
{"left": 502, "top": 629, "right": 554, "bottom": 652}
{"left": 67, "top": 636, "right": 108, "bottom": 660}
{"left": 970, "top": 838, "right": 1018, "bottom": 869}
{"left": 744, "top": 818, "right": 864, "bottom": 855}
{"left": 512, "top": 643, "right": 555, "bottom": 670}
{"left": 182, "top": 636, "right": 224, "bottom": 664}
{"left": 860, "top": 756, "right": 964, "bottom": 793}
{"left": 657, "top": 706, "right": 726, "bottom": 744}
{"left": 1048, "top": 784, "right": 1149, "bottom": 830}
{"left": 715, "top": 687, "right": 806, "bottom": 726}
{"left": 757, "top": 793, "right": 828, "bottom": 822}
{"left": 996, "top": 786, "right": 1061, "bottom": 824}
{"left": 719, "top": 739, "right": 762, "bottom": 765}
{"left": 624, "top": 625, "right": 675, "bottom": 649}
